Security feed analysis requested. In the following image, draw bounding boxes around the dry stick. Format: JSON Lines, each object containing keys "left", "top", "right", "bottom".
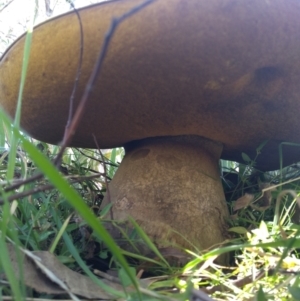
{"left": 94, "top": 269, "right": 121, "bottom": 283}
{"left": 75, "top": 148, "right": 118, "bottom": 168}
{"left": 63, "top": 2, "right": 84, "bottom": 143}
{"left": 1, "top": 183, "right": 54, "bottom": 205}
{"left": 3, "top": 172, "right": 43, "bottom": 193}
{"left": 0, "top": 0, "right": 15, "bottom": 13}
{"left": 2, "top": 163, "right": 109, "bottom": 194}
{"left": 2, "top": 0, "right": 154, "bottom": 201}
{"left": 2, "top": 157, "right": 109, "bottom": 193}
{"left": 44, "top": 0, "right": 53, "bottom": 17}
{"left": 55, "top": 0, "right": 155, "bottom": 165}
{"left": 0, "top": 173, "right": 104, "bottom": 204}
{"left": 2, "top": 157, "right": 86, "bottom": 193}
{"left": 56, "top": 0, "right": 155, "bottom": 220}
{"left": 93, "top": 134, "right": 113, "bottom": 220}
{"left": 54, "top": 2, "right": 84, "bottom": 167}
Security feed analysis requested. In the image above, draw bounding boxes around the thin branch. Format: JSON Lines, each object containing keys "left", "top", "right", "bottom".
{"left": 93, "top": 135, "right": 113, "bottom": 220}
{"left": 44, "top": 0, "right": 53, "bottom": 17}
{"left": 64, "top": 1, "right": 84, "bottom": 141}
{"left": 54, "top": 2, "right": 84, "bottom": 166}
{"left": 58, "top": 0, "right": 155, "bottom": 150}
{"left": 1, "top": 0, "right": 154, "bottom": 203}
{"left": 1, "top": 149, "right": 114, "bottom": 194}
{"left": 94, "top": 269, "right": 121, "bottom": 283}
{"left": 0, "top": 0, "right": 15, "bottom": 13}
{"left": 3, "top": 172, "right": 44, "bottom": 193}
{"left": 1, "top": 183, "right": 54, "bottom": 204}
{"left": 75, "top": 148, "right": 119, "bottom": 167}
{"left": 0, "top": 173, "right": 104, "bottom": 204}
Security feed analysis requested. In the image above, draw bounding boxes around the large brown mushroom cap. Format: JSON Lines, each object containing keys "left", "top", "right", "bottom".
{"left": 1, "top": 0, "right": 300, "bottom": 170}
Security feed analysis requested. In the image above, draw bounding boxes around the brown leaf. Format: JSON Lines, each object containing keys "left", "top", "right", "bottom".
{"left": 6, "top": 243, "right": 120, "bottom": 299}
{"left": 34, "top": 251, "right": 115, "bottom": 299}
{"left": 233, "top": 193, "right": 254, "bottom": 211}
{"left": 7, "top": 244, "right": 64, "bottom": 295}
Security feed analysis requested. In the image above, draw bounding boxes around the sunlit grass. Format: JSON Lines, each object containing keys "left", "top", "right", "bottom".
{"left": 1, "top": 109, "right": 300, "bottom": 300}
{"left": 1, "top": 1, "right": 300, "bottom": 300}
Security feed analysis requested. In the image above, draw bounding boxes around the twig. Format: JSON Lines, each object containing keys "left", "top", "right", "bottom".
{"left": 0, "top": 0, "right": 15, "bottom": 13}
{"left": 1, "top": 149, "right": 112, "bottom": 194}
{"left": 94, "top": 269, "right": 121, "bottom": 283}
{"left": 66, "top": 2, "right": 83, "bottom": 128}
{"left": 44, "top": 0, "right": 53, "bottom": 16}
{"left": 93, "top": 135, "right": 113, "bottom": 220}
{"left": 54, "top": 2, "right": 84, "bottom": 166}
{"left": 53, "top": 0, "right": 155, "bottom": 216}
{"left": 75, "top": 148, "right": 119, "bottom": 167}
{"left": 1, "top": 0, "right": 154, "bottom": 208}
{"left": 58, "top": 0, "right": 155, "bottom": 150}
{"left": 0, "top": 173, "right": 104, "bottom": 204}
{"left": 3, "top": 172, "right": 44, "bottom": 193}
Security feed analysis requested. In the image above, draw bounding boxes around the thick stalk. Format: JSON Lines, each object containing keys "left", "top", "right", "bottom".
{"left": 102, "top": 136, "right": 229, "bottom": 262}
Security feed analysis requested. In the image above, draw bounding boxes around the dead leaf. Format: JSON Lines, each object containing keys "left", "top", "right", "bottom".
{"left": 6, "top": 243, "right": 121, "bottom": 299}
{"left": 34, "top": 251, "right": 116, "bottom": 299}
{"left": 7, "top": 244, "right": 65, "bottom": 295}
{"left": 233, "top": 193, "right": 254, "bottom": 211}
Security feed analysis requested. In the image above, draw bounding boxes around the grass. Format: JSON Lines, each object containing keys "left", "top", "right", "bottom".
{"left": 1, "top": 1, "right": 300, "bottom": 300}
{"left": 1, "top": 111, "right": 300, "bottom": 300}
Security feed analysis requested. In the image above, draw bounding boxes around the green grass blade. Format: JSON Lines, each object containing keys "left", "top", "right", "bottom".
{"left": 128, "top": 217, "right": 171, "bottom": 269}
{"left": 0, "top": 108, "right": 140, "bottom": 295}
{"left": 50, "top": 208, "right": 126, "bottom": 298}
{"left": 49, "top": 215, "right": 71, "bottom": 254}
{"left": 7, "top": 31, "right": 33, "bottom": 180}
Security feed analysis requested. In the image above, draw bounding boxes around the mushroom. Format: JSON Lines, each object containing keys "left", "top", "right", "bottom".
{"left": 1, "top": 0, "right": 300, "bottom": 261}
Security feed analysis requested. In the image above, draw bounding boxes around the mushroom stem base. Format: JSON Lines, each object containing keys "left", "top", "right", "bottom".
{"left": 102, "top": 136, "right": 229, "bottom": 262}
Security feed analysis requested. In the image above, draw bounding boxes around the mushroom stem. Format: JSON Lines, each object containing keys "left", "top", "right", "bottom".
{"left": 102, "top": 135, "right": 229, "bottom": 261}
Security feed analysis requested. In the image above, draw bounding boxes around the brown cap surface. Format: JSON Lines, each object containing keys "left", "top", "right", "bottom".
{"left": 1, "top": 0, "right": 300, "bottom": 170}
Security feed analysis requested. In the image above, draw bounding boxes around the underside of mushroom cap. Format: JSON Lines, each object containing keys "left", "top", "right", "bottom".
{"left": 1, "top": 0, "right": 300, "bottom": 170}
